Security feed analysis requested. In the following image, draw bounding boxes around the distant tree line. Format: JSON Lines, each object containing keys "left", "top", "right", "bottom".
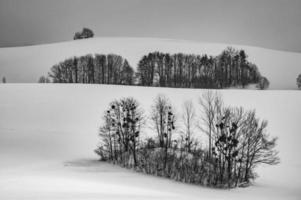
{"left": 47, "top": 47, "right": 268, "bottom": 89}
{"left": 95, "top": 92, "right": 279, "bottom": 188}
{"left": 137, "top": 48, "right": 261, "bottom": 88}
{"left": 48, "top": 54, "right": 134, "bottom": 85}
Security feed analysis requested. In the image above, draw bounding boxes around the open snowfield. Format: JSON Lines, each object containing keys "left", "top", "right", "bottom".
{"left": 0, "top": 84, "right": 300, "bottom": 199}
{"left": 0, "top": 37, "right": 301, "bottom": 89}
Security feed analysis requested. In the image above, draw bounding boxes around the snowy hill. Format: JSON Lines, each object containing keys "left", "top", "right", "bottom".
{"left": 0, "top": 37, "right": 301, "bottom": 89}
{"left": 0, "top": 84, "right": 300, "bottom": 199}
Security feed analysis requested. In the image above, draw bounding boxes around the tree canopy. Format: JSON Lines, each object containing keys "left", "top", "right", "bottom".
{"left": 74, "top": 28, "right": 94, "bottom": 40}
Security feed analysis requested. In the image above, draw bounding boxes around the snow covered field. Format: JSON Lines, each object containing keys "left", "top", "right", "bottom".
{"left": 0, "top": 37, "right": 301, "bottom": 89}
{"left": 0, "top": 84, "right": 300, "bottom": 199}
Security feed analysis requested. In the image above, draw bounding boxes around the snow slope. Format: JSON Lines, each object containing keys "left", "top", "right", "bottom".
{"left": 0, "top": 84, "right": 300, "bottom": 199}
{"left": 0, "top": 37, "right": 301, "bottom": 89}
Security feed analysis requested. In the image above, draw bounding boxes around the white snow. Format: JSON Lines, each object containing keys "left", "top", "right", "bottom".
{"left": 0, "top": 37, "right": 301, "bottom": 89}
{"left": 0, "top": 84, "right": 300, "bottom": 199}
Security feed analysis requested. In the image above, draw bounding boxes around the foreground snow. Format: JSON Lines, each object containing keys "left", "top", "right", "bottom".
{"left": 1, "top": 37, "right": 301, "bottom": 89}
{"left": 0, "top": 84, "right": 300, "bottom": 199}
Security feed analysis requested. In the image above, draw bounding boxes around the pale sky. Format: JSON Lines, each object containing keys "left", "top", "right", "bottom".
{"left": 0, "top": 0, "right": 301, "bottom": 52}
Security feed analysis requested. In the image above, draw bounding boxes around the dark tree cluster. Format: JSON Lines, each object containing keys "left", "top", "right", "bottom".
{"left": 136, "top": 47, "right": 262, "bottom": 88}
{"left": 45, "top": 47, "right": 267, "bottom": 89}
{"left": 297, "top": 73, "right": 301, "bottom": 89}
{"left": 96, "top": 92, "right": 279, "bottom": 188}
{"left": 73, "top": 28, "right": 94, "bottom": 40}
{"left": 48, "top": 54, "right": 134, "bottom": 85}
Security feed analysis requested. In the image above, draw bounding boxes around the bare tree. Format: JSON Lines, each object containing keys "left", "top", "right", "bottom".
{"left": 150, "top": 94, "right": 176, "bottom": 170}
{"left": 181, "top": 100, "right": 196, "bottom": 152}
{"left": 214, "top": 107, "right": 245, "bottom": 187}
{"left": 198, "top": 91, "right": 223, "bottom": 159}
{"left": 96, "top": 97, "right": 144, "bottom": 167}
{"left": 150, "top": 94, "right": 171, "bottom": 148}
{"left": 95, "top": 111, "right": 115, "bottom": 161}
{"left": 212, "top": 106, "right": 279, "bottom": 187}
{"left": 239, "top": 111, "right": 279, "bottom": 182}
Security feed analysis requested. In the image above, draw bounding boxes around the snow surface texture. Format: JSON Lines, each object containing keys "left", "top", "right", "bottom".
{"left": 0, "top": 84, "right": 300, "bottom": 200}
{"left": 0, "top": 37, "right": 301, "bottom": 89}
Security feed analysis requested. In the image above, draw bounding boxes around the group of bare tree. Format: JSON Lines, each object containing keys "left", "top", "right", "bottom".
{"left": 96, "top": 91, "right": 279, "bottom": 188}
{"left": 136, "top": 47, "right": 262, "bottom": 88}
{"left": 46, "top": 47, "right": 269, "bottom": 89}
{"left": 199, "top": 93, "right": 279, "bottom": 187}
{"left": 48, "top": 54, "right": 134, "bottom": 85}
